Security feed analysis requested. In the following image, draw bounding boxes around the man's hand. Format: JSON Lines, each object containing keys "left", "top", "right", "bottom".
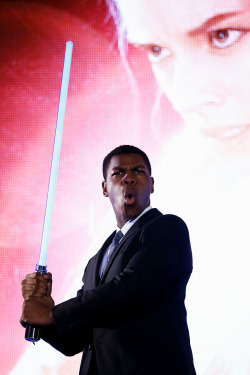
{"left": 21, "top": 272, "right": 52, "bottom": 299}
{"left": 20, "top": 272, "right": 55, "bottom": 327}
{"left": 20, "top": 296, "right": 55, "bottom": 326}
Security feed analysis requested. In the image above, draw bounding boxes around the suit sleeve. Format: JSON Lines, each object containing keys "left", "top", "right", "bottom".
{"left": 40, "top": 283, "right": 93, "bottom": 355}
{"left": 52, "top": 215, "right": 193, "bottom": 335}
{"left": 40, "top": 321, "right": 92, "bottom": 356}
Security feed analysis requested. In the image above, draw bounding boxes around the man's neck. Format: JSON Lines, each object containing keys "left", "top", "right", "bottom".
{"left": 119, "top": 206, "right": 152, "bottom": 236}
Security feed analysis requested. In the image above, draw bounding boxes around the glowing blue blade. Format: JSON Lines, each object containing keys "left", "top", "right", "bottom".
{"left": 38, "top": 41, "right": 73, "bottom": 267}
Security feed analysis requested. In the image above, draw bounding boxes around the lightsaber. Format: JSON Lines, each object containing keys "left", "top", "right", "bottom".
{"left": 25, "top": 41, "right": 73, "bottom": 343}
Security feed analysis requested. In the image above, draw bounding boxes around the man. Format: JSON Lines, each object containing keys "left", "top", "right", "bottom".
{"left": 21, "top": 145, "right": 196, "bottom": 375}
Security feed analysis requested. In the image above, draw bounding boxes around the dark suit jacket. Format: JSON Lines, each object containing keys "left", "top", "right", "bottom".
{"left": 41, "top": 209, "right": 196, "bottom": 375}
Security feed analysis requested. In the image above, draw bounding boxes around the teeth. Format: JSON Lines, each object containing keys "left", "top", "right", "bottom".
{"left": 222, "top": 127, "right": 245, "bottom": 138}
{"left": 201, "top": 125, "right": 248, "bottom": 140}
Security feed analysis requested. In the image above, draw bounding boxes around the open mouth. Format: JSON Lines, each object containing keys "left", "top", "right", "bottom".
{"left": 124, "top": 189, "right": 136, "bottom": 205}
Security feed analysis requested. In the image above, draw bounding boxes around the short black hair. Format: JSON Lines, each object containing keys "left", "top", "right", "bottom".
{"left": 103, "top": 145, "right": 152, "bottom": 180}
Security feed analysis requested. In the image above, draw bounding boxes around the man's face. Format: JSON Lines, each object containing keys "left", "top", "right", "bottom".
{"left": 102, "top": 153, "right": 154, "bottom": 228}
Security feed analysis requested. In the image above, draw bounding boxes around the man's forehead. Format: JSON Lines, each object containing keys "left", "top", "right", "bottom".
{"left": 110, "top": 153, "right": 145, "bottom": 165}
{"left": 108, "top": 153, "right": 148, "bottom": 170}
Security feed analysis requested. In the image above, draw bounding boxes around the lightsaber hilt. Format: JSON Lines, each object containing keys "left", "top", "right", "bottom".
{"left": 25, "top": 41, "right": 73, "bottom": 343}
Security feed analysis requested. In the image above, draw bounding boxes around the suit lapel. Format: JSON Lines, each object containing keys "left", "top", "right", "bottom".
{"left": 91, "top": 231, "right": 115, "bottom": 286}
{"left": 99, "top": 209, "right": 162, "bottom": 282}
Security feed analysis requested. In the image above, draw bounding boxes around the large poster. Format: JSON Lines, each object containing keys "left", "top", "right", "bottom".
{"left": 1, "top": 1, "right": 249, "bottom": 374}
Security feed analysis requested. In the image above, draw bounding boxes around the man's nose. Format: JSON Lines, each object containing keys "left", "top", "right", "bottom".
{"left": 121, "top": 173, "right": 136, "bottom": 185}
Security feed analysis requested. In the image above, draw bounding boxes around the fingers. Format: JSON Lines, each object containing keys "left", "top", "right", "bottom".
{"left": 20, "top": 319, "right": 27, "bottom": 328}
{"left": 21, "top": 272, "right": 53, "bottom": 299}
{"left": 45, "top": 272, "right": 53, "bottom": 296}
{"left": 44, "top": 272, "right": 52, "bottom": 281}
{"left": 20, "top": 272, "right": 55, "bottom": 328}
{"left": 20, "top": 297, "right": 55, "bottom": 326}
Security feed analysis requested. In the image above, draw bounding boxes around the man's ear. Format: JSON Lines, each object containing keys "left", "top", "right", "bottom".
{"left": 102, "top": 180, "right": 109, "bottom": 197}
{"left": 150, "top": 177, "right": 154, "bottom": 194}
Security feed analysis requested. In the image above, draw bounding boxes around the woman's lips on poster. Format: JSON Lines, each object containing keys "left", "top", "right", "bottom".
{"left": 201, "top": 125, "right": 250, "bottom": 142}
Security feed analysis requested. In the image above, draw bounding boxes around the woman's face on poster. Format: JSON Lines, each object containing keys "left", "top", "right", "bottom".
{"left": 116, "top": 0, "right": 250, "bottom": 157}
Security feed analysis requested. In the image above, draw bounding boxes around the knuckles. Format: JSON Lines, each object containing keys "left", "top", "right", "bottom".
{"left": 20, "top": 274, "right": 54, "bottom": 326}
{"left": 21, "top": 273, "right": 53, "bottom": 298}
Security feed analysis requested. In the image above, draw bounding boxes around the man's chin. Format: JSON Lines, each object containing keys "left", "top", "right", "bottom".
{"left": 123, "top": 205, "right": 143, "bottom": 219}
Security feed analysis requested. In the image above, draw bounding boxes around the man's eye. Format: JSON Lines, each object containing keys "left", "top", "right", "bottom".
{"left": 135, "top": 170, "right": 144, "bottom": 174}
{"left": 112, "top": 171, "right": 122, "bottom": 176}
{"left": 209, "top": 29, "right": 244, "bottom": 49}
{"left": 147, "top": 45, "right": 171, "bottom": 63}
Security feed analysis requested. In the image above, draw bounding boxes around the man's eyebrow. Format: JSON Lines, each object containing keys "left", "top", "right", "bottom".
{"left": 111, "top": 167, "right": 124, "bottom": 171}
{"left": 132, "top": 165, "right": 146, "bottom": 169}
{"left": 189, "top": 11, "right": 243, "bottom": 36}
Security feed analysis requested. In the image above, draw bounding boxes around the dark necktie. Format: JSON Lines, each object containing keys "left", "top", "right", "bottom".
{"left": 100, "top": 230, "right": 123, "bottom": 277}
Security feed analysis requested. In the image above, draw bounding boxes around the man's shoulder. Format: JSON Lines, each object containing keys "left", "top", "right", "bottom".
{"left": 144, "top": 211, "right": 189, "bottom": 234}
